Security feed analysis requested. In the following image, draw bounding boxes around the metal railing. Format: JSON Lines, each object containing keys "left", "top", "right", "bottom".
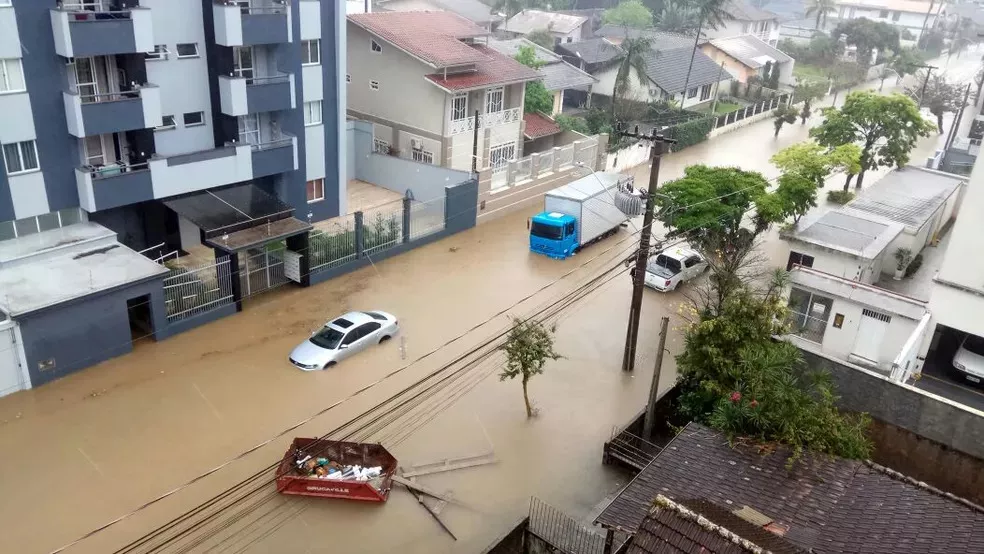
{"left": 250, "top": 131, "right": 294, "bottom": 151}
{"left": 409, "top": 199, "right": 445, "bottom": 240}
{"left": 715, "top": 93, "right": 789, "bottom": 129}
{"left": 787, "top": 311, "right": 827, "bottom": 344}
{"left": 216, "top": 0, "right": 288, "bottom": 14}
{"left": 82, "top": 161, "right": 150, "bottom": 179}
{"left": 60, "top": 5, "right": 135, "bottom": 19}
{"left": 239, "top": 244, "right": 289, "bottom": 297}
{"left": 162, "top": 256, "right": 235, "bottom": 322}
{"left": 605, "top": 428, "right": 662, "bottom": 471}
{"left": 527, "top": 498, "right": 608, "bottom": 554}
{"left": 74, "top": 89, "right": 141, "bottom": 104}
{"left": 449, "top": 107, "right": 522, "bottom": 135}
{"left": 363, "top": 201, "right": 404, "bottom": 256}
{"left": 310, "top": 213, "right": 357, "bottom": 272}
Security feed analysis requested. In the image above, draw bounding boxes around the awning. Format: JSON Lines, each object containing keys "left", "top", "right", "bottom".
{"left": 163, "top": 184, "right": 311, "bottom": 251}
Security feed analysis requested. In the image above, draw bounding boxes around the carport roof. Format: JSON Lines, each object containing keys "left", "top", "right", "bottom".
{"left": 785, "top": 209, "right": 904, "bottom": 260}
{"left": 0, "top": 223, "right": 167, "bottom": 317}
{"left": 843, "top": 166, "right": 964, "bottom": 233}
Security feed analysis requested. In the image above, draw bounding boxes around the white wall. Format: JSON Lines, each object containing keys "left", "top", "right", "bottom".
{"left": 834, "top": 5, "right": 936, "bottom": 38}
{"left": 594, "top": 65, "right": 725, "bottom": 109}
{"left": 782, "top": 240, "right": 882, "bottom": 283}
{"left": 705, "top": 19, "right": 780, "bottom": 45}
{"left": 143, "top": 0, "right": 216, "bottom": 156}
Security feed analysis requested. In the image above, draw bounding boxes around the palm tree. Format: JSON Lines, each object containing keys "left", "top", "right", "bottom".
{"left": 611, "top": 37, "right": 653, "bottom": 124}
{"left": 679, "top": 0, "right": 731, "bottom": 104}
{"left": 653, "top": 0, "right": 699, "bottom": 35}
{"left": 805, "top": 0, "right": 837, "bottom": 30}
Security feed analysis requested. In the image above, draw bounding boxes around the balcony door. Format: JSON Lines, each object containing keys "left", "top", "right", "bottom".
{"left": 70, "top": 57, "right": 116, "bottom": 103}
{"left": 72, "top": 57, "right": 99, "bottom": 101}
{"left": 233, "top": 47, "right": 255, "bottom": 84}
{"left": 238, "top": 114, "right": 260, "bottom": 146}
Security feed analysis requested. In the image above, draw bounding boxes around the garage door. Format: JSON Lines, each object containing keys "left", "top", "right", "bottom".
{"left": 0, "top": 322, "right": 26, "bottom": 398}
{"left": 852, "top": 309, "right": 892, "bottom": 363}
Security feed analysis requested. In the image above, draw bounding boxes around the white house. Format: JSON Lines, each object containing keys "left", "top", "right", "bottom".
{"left": 703, "top": 0, "right": 782, "bottom": 46}
{"left": 501, "top": 10, "right": 590, "bottom": 44}
{"left": 831, "top": 0, "right": 942, "bottom": 40}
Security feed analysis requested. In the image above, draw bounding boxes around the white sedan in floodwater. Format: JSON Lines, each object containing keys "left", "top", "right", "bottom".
{"left": 289, "top": 311, "right": 399, "bottom": 371}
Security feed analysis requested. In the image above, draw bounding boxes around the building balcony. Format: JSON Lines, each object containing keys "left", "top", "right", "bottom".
{"left": 218, "top": 73, "right": 295, "bottom": 116}
{"left": 213, "top": 0, "right": 292, "bottom": 47}
{"left": 76, "top": 135, "right": 298, "bottom": 212}
{"left": 448, "top": 107, "right": 523, "bottom": 136}
{"left": 50, "top": 6, "right": 153, "bottom": 58}
{"left": 63, "top": 85, "right": 162, "bottom": 138}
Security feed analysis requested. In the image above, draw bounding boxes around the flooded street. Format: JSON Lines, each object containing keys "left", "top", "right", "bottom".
{"left": 1, "top": 53, "right": 979, "bottom": 554}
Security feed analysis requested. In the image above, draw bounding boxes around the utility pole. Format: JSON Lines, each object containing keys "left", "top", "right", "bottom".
{"left": 643, "top": 316, "right": 670, "bottom": 441}
{"left": 944, "top": 83, "right": 972, "bottom": 153}
{"left": 471, "top": 109, "right": 480, "bottom": 174}
{"left": 618, "top": 126, "right": 675, "bottom": 372}
{"left": 710, "top": 61, "right": 727, "bottom": 115}
{"left": 916, "top": 64, "right": 937, "bottom": 108}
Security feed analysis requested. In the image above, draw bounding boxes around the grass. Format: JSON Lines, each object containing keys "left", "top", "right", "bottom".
{"left": 793, "top": 63, "right": 828, "bottom": 83}
{"left": 692, "top": 101, "right": 741, "bottom": 115}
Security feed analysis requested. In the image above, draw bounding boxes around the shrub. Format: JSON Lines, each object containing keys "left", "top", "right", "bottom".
{"left": 904, "top": 253, "right": 924, "bottom": 277}
{"left": 826, "top": 190, "right": 855, "bottom": 204}
{"left": 554, "top": 114, "right": 590, "bottom": 134}
{"left": 664, "top": 116, "right": 715, "bottom": 152}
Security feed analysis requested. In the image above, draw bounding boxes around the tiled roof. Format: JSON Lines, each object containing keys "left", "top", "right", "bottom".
{"left": 523, "top": 112, "right": 562, "bottom": 139}
{"left": 642, "top": 46, "right": 732, "bottom": 94}
{"left": 556, "top": 37, "right": 623, "bottom": 65}
{"left": 724, "top": 0, "right": 779, "bottom": 21}
{"left": 627, "top": 496, "right": 805, "bottom": 554}
{"left": 425, "top": 44, "right": 541, "bottom": 91}
{"left": 486, "top": 38, "right": 595, "bottom": 91}
{"left": 597, "top": 424, "right": 984, "bottom": 554}
{"left": 503, "top": 9, "right": 587, "bottom": 34}
{"left": 347, "top": 11, "right": 490, "bottom": 67}
{"left": 708, "top": 35, "right": 793, "bottom": 69}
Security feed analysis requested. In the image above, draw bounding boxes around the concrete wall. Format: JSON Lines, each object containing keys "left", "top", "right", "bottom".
{"left": 799, "top": 349, "right": 984, "bottom": 503}
{"left": 780, "top": 239, "right": 881, "bottom": 283}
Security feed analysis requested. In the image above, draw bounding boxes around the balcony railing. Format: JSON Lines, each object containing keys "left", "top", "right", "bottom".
{"left": 77, "top": 89, "right": 141, "bottom": 105}
{"left": 50, "top": 5, "right": 153, "bottom": 58}
{"left": 212, "top": 0, "right": 292, "bottom": 46}
{"left": 250, "top": 131, "right": 295, "bottom": 152}
{"left": 63, "top": 84, "right": 162, "bottom": 137}
{"left": 81, "top": 161, "right": 150, "bottom": 179}
{"left": 449, "top": 107, "right": 522, "bottom": 135}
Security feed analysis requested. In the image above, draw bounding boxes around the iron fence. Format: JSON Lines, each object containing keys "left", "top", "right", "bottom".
{"left": 527, "top": 498, "right": 608, "bottom": 554}
{"left": 162, "top": 256, "right": 234, "bottom": 322}
{"left": 239, "top": 244, "right": 289, "bottom": 297}
{"left": 363, "top": 201, "right": 404, "bottom": 256}
{"left": 605, "top": 428, "right": 662, "bottom": 471}
{"left": 715, "top": 94, "right": 789, "bottom": 129}
{"left": 410, "top": 198, "right": 445, "bottom": 240}
{"left": 310, "top": 213, "right": 358, "bottom": 273}
{"left": 787, "top": 311, "right": 827, "bottom": 344}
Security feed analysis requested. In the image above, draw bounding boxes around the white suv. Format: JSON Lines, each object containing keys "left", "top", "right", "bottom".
{"left": 644, "top": 247, "right": 708, "bottom": 292}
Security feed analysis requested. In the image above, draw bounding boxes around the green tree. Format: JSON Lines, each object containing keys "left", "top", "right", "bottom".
{"left": 825, "top": 60, "right": 864, "bottom": 106}
{"left": 515, "top": 45, "right": 554, "bottom": 114}
{"left": 525, "top": 28, "right": 556, "bottom": 50}
{"left": 680, "top": 0, "right": 732, "bottom": 100}
{"left": 602, "top": 0, "right": 654, "bottom": 28}
{"left": 554, "top": 114, "right": 590, "bottom": 134}
{"left": 811, "top": 91, "right": 933, "bottom": 189}
{"left": 653, "top": 0, "right": 699, "bottom": 34}
{"left": 905, "top": 71, "right": 965, "bottom": 133}
{"left": 833, "top": 17, "right": 901, "bottom": 67}
{"left": 766, "top": 62, "right": 781, "bottom": 89}
{"left": 611, "top": 37, "right": 653, "bottom": 123}
{"left": 805, "top": 0, "right": 837, "bottom": 29}
{"left": 772, "top": 104, "right": 797, "bottom": 137}
{"left": 774, "top": 173, "right": 818, "bottom": 223}
{"left": 499, "top": 318, "right": 562, "bottom": 417}
{"left": 829, "top": 143, "right": 862, "bottom": 190}
{"left": 771, "top": 142, "right": 836, "bottom": 188}
{"left": 793, "top": 80, "right": 828, "bottom": 123}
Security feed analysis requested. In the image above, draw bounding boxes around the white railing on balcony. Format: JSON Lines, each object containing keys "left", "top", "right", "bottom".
{"left": 75, "top": 89, "right": 141, "bottom": 105}
{"left": 250, "top": 130, "right": 295, "bottom": 151}
{"left": 449, "top": 107, "right": 523, "bottom": 135}
{"left": 82, "top": 161, "right": 150, "bottom": 179}
{"left": 217, "top": 0, "right": 289, "bottom": 14}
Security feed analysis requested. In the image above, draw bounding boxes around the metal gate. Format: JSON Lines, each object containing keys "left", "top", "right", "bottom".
{"left": 239, "top": 243, "right": 289, "bottom": 298}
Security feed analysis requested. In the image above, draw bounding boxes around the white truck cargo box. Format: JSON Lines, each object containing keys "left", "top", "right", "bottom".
{"left": 543, "top": 172, "right": 633, "bottom": 246}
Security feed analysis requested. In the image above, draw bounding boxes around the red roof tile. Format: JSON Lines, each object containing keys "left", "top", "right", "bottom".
{"left": 425, "top": 44, "right": 541, "bottom": 91}
{"left": 348, "top": 11, "right": 490, "bottom": 67}
{"left": 523, "top": 112, "right": 562, "bottom": 139}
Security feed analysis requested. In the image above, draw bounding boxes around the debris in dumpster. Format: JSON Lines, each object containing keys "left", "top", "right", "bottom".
{"left": 292, "top": 449, "right": 384, "bottom": 482}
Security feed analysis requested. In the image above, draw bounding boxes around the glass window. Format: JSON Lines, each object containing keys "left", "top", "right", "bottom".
{"left": 786, "top": 251, "right": 815, "bottom": 271}
{"left": 786, "top": 288, "right": 833, "bottom": 343}
{"left": 145, "top": 45, "right": 168, "bottom": 61}
{"left": 0, "top": 58, "right": 25, "bottom": 93}
{"left": 310, "top": 326, "right": 344, "bottom": 349}
{"left": 3, "top": 140, "right": 39, "bottom": 175}
{"left": 485, "top": 87, "right": 504, "bottom": 113}
{"left": 371, "top": 39, "right": 382, "bottom": 53}
{"left": 13, "top": 217, "right": 37, "bottom": 237}
{"left": 307, "top": 179, "right": 324, "bottom": 203}
{"left": 237, "top": 114, "right": 260, "bottom": 145}
{"left": 157, "top": 115, "right": 176, "bottom": 130}
{"left": 304, "top": 100, "right": 322, "bottom": 125}
{"left": 183, "top": 112, "right": 205, "bottom": 126}
{"left": 687, "top": 87, "right": 698, "bottom": 98}
{"left": 451, "top": 93, "right": 468, "bottom": 121}
{"left": 963, "top": 335, "right": 984, "bottom": 356}
{"left": 700, "top": 84, "right": 712, "bottom": 101}
{"left": 176, "top": 43, "right": 199, "bottom": 58}
{"left": 530, "top": 221, "right": 563, "bottom": 240}
{"left": 37, "top": 212, "right": 60, "bottom": 232}
{"left": 0, "top": 221, "right": 14, "bottom": 242}
{"left": 301, "top": 40, "right": 321, "bottom": 65}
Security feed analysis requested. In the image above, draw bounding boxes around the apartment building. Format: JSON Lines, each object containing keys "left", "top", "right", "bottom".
{"left": 831, "top": 0, "right": 941, "bottom": 40}
{"left": 0, "top": 0, "right": 346, "bottom": 395}
{"left": 345, "top": 11, "right": 540, "bottom": 172}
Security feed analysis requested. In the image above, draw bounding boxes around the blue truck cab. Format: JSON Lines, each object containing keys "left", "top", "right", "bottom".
{"left": 529, "top": 212, "right": 578, "bottom": 260}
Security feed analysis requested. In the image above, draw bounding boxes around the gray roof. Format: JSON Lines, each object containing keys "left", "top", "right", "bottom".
{"left": 787, "top": 209, "right": 903, "bottom": 260}
{"left": 708, "top": 34, "right": 792, "bottom": 69}
{"left": 642, "top": 45, "right": 733, "bottom": 93}
{"left": 503, "top": 9, "right": 587, "bottom": 34}
{"left": 596, "top": 25, "right": 695, "bottom": 49}
{"left": 376, "top": 0, "right": 495, "bottom": 24}
{"left": 843, "top": 166, "right": 964, "bottom": 234}
{"left": 556, "top": 37, "right": 623, "bottom": 65}
{"left": 486, "top": 38, "right": 595, "bottom": 90}
{"left": 724, "top": 0, "right": 780, "bottom": 21}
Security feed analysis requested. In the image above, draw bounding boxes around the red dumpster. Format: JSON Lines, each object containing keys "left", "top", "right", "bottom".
{"left": 275, "top": 437, "right": 398, "bottom": 502}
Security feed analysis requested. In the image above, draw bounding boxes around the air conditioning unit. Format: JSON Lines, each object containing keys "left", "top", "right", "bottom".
{"left": 410, "top": 138, "right": 423, "bottom": 151}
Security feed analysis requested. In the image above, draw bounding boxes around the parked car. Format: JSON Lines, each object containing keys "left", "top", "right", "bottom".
{"left": 289, "top": 311, "right": 399, "bottom": 371}
{"left": 952, "top": 334, "right": 984, "bottom": 385}
{"left": 643, "top": 247, "right": 707, "bottom": 292}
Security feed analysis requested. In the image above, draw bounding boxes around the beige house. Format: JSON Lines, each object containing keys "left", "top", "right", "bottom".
{"left": 346, "top": 11, "right": 540, "bottom": 172}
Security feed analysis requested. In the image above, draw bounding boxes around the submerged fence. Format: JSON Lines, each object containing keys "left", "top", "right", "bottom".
{"left": 714, "top": 93, "right": 791, "bottom": 129}
{"left": 162, "top": 256, "right": 235, "bottom": 322}
{"left": 527, "top": 497, "right": 609, "bottom": 554}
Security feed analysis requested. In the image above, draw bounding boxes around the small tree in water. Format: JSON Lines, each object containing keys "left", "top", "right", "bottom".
{"left": 499, "top": 318, "right": 562, "bottom": 417}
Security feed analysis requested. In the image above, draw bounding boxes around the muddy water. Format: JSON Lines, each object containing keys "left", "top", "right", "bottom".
{"left": 2, "top": 55, "right": 978, "bottom": 553}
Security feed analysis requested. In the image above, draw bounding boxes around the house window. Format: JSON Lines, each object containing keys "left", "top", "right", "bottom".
{"left": 306, "top": 178, "right": 324, "bottom": 203}
{"left": 892, "top": 11, "right": 900, "bottom": 21}
{"left": 786, "top": 251, "right": 815, "bottom": 271}
{"left": 373, "top": 138, "right": 389, "bottom": 154}
{"left": 302, "top": 40, "right": 321, "bottom": 65}
{"left": 157, "top": 115, "right": 176, "bottom": 130}
{"left": 371, "top": 39, "right": 382, "bottom": 53}
{"left": 145, "top": 45, "right": 168, "bottom": 61}
{"left": 304, "top": 100, "right": 322, "bottom": 125}
{"left": 489, "top": 142, "right": 516, "bottom": 169}
{"left": 346, "top": 74, "right": 351, "bottom": 83}
{"left": 0, "top": 208, "right": 84, "bottom": 242}
{"left": 686, "top": 87, "right": 698, "bottom": 99}
{"left": 699, "top": 83, "right": 712, "bottom": 101}
{"left": 485, "top": 86, "right": 504, "bottom": 113}
{"left": 183, "top": 112, "right": 205, "bottom": 127}
{"left": 786, "top": 288, "right": 833, "bottom": 343}
{"left": 238, "top": 114, "right": 260, "bottom": 145}
{"left": 82, "top": 136, "right": 105, "bottom": 166}
{"left": 0, "top": 58, "right": 25, "bottom": 93}
{"left": 879, "top": 9, "right": 889, "bottom": 17}
{"left": 369, "top": 80, "right": 379, "bottom": 90}
{"left": 3, "top": 140, "right": 39, "bottom": 175}
{"left": 450, "top": 93, "right": 468, "bottom": 121}
{"left": 176, "top": 43, "right": 199, "bottom": 58}
{"left": 411, "top": 149, "right": 434, "bottom": 164}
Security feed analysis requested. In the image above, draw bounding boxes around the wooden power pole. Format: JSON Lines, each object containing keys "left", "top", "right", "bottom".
{"left": 644, "top": 316, "right": 670, "bottom": 441}
{"left": 617, "top": 127, "right": 675, "bottom": 372}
